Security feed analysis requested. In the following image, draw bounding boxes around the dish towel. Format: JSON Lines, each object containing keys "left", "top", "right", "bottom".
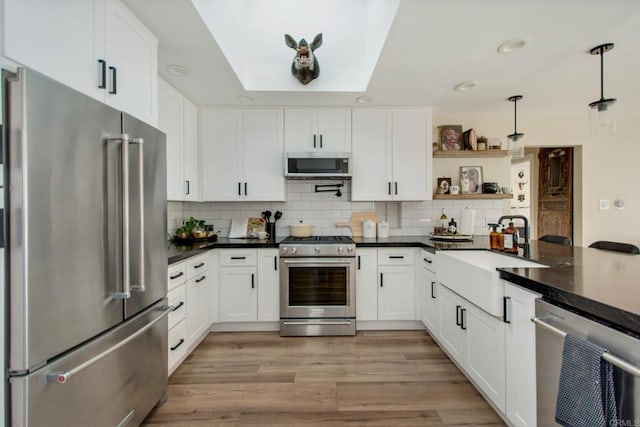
{"left": 555, "top": 333, "right": 618, "bottom": 427}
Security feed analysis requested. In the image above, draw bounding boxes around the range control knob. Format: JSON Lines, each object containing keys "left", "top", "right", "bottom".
{"left": 291, "top": 247, "right": 297, "bottom": 254}
{"left": 346, "top": 247, "right": 354, "bottom": 254}
{"left": 314, "top": 247, "right": 321, "bottom": 254}
{"left": 337, "top": 247, "right": 344, "bottom": 254}
{"left": 281, "top": 247, "right": 288, "bottom": 253}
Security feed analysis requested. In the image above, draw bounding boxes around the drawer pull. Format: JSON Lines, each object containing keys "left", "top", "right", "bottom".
{"left": 380, "top": 273, "right": 383, "bottom": 287}
{"left": 194, "top": 262, "right": 205, "bottom": 269}
{"left": 195, "top": 275, "right": 206, "bottom": 283}
{"left": 170, "top": 339, "right": 185, "bottom": 351}
{"left": 423, "top": 257, "right": 432, "bottom": 264}
{"left": 170, "top": 271, "right": 184, "bottom": 280}
{"left": 389, "top": 256, "right": 404, "bottom": 259}
{"left": 431, "top": 281, "right": 436, "bottom": 299}
{"left": 171, "top": 301, "right": 184, "bottom": 312}
{"left": 231, "top": 256, "right": 246, "bottom": 260}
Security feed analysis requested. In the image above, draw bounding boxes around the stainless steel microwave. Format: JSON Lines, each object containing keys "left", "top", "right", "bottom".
{"left": 285, "top": 152, "right": 351, "bottom": 179}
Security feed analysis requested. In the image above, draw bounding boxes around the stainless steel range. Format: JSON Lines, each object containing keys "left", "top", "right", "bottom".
{"left": 279, "top": 236, "right": 356, "bottom": 336}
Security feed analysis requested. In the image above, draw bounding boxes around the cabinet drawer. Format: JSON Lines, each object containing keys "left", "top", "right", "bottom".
{"left": 168, "top": 320, "right": 187, "bottom": 374}
{"left": 167, "top": 284, "right": 186, "bottom": 330}
{"left": 186, "top": 253, "right": 209, "bottom": 278}
{"left": 220, "top": 249, "right": 257, "bottom": 266}
{"left": 421, "top": 250, "right": 436, "bottom": 273}
{"left": 378, "top": 248, "right": 415, "bottom": 265}
{"left": 168, "top": 262, "right": 186, "bottom": 291}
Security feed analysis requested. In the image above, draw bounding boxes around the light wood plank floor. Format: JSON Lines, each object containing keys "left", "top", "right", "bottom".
{"left": 142, "top": 330, "right": 505, "bottom": 426}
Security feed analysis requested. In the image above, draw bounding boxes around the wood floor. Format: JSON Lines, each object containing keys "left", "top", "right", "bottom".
{"left": 142, "top": 330, "right": 505, "bottom": 426}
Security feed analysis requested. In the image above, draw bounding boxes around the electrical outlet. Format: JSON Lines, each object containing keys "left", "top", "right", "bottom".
{"left": 599, "top": 199, "right": 610, "bottom": 210}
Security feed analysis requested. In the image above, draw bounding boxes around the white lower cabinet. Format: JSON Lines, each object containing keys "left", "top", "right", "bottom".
{"left": 219, "top": 249, "right": 278, "bottom": 322}
{"left": 420, "top": 250, "right": 438, "bottom": 334}
{"left": 167, "top": 252, "right": 214, "bottom": 375}
{"left": 355, "top": 248, "right": 416, "bottom": 322}
{"left": 504, "top": 281, "right": 539, "bottom": 427}
{"left": 437, "top": 284, "right": 506, "bottom": 413}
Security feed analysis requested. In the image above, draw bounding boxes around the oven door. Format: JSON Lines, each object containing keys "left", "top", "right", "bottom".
{"left": 280, "top": 257, "right": 356, "bottom": 319}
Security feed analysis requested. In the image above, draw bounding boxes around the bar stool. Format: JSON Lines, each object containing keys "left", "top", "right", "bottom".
{"left": 539, "top": 235, "right": 572, "bottom": 246}
{"left": 588, "top": 240, "right": 640, "bottom": 254}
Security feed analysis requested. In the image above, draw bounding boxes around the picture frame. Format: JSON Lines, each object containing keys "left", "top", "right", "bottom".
{"left": 438, "top": 125, "right": 463, "bottom": 151}
{"left": 460, "top": 166, "right": 483, "bottom": 194}
{"left": 436, "top": 177, "right": 452, "bottom": 194}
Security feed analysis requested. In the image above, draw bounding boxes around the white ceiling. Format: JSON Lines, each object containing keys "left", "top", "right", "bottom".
{"left": 124, "top": 0, "right": 640, "bottom": 114}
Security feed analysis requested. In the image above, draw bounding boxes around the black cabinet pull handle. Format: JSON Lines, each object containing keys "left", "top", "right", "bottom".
{"left": 108, "top": 66, "right": 117, "bottom": 94}
{"left": 461, "top": 308, "right": 467, "bottom": 330}
{"left": 394, "top": 182, "right": 398, "bottom": 195}
{"left": 231, "top": 256, "right": 246, "bottom": 260}
{"left": 389, "top": 256, "right": 404, "bottom": 259}
{"left": 313, "top": 134, "right": 317, "bottom": 148}
{"left": 456, "top": 305, "right": 462, "bottom": 326}
{"left": 194, "top": 262, "right": 205, "bottom": 269}
{"left": 238, "top": 182, "right": 241, "bottom": 196}
{"left": 388, "top": 182, "right": 391, "bottom": 195}
{"left": 320, "top": 134, "right": 323, "bottom": 148}
{"left": 98, "top": 59, "right": 107, "bottom": 89}
{"left": 195, "top": 275, "right": 206, "bottom": 283}
{"left": 170, "top": 339, "right": 185, "bottom": 351}
{"left": 186, "top": 180, "right": 190, "bottom": 195}
{"left": 170, "top": 272, "right": 184, "bottom": 280}
{"left": 503, "top": 296, "right": 511, "bottom": 324}
{"left": 380, "top": 273, "right": 383, "bottom": 287}
{"left": 357, "top": 255, "right": 361, "bottom": 270}
{"left": 244, "top": 182, "right": 248, "bottom": 195}
{"left": 274, "top": 256, "right": 278, "bottom": 271}
{"left": 171, "top": 301, "right": 184, "bottom": 312}
{"left": 251, "top": 273, "right": 255, "bottom": 288}
{"left": 423, "top": 257, "right": 432, "bottom": 264}
{"left": 431, "top": 281, "right": 436, "bottom": 299}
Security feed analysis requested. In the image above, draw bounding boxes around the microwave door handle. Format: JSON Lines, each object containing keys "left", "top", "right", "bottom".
{"left": 130, "top": 138, "right": 145, "bottom": 292}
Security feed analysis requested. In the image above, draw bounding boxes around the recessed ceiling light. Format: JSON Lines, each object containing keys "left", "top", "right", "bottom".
{"left": 454, "top": 81, "right": 477, "bottom": 91}
{"left": 497, "top": 39, "right": 527, "bottom": 54}
{"left": 356, "top": 96, "right": 373, "bottom": 104}
{"left": 166, "top": 64, "right": 191, "bottom": 76}
{"left": 238, "top": 95, "right": 254, "bottom": 102}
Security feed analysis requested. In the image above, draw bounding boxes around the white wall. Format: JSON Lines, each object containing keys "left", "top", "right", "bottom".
{"left": 434, "top": 109, "right": 640, "bottom": 247}
{"left": 168, "top": 181, "right": 504, "bottom": 239}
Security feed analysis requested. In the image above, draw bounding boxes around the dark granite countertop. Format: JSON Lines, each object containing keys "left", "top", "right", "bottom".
{"left": 352, "top": 235, "right": 490, "bottom": 253}
{"left": 499, "top": 241, "right": 640, "bottom": 338}
{"left": 168, "top": 237, "right": 284, "bottom": 264}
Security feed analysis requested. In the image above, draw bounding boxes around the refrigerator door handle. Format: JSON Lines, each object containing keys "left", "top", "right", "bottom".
{"left": 46, "top": 306, "right": 171, "bottom": 384}
{"left": 109, "top": 134, "right": 131, "bottom": 299}
{"left": 130, "top": 137, "right": 145, "bottom": 292}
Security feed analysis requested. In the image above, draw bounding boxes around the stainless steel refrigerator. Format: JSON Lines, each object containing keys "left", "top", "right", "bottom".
{"left": 3, "top": 67, "right": 169, "bottom": 426}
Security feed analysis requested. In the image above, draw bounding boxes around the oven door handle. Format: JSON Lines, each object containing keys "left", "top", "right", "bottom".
{"left": 282, "top": 321, "right": 353, "bottom": 326}
{"left": 282, "top": 259, "right": 353, "bottom": 265}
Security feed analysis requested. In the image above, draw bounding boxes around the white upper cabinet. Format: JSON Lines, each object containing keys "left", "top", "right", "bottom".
{"left": 3, "top": 0, "right": 158, "bottom": 125}
{"left": 352, "top": 108, "right": 432, "bottom": 201}
{"left": 158, "top": 78, "right": 198, "bottom": 201}
{"left": 284, "top": 108, "right": 351, "bottom": 152}
{"left": 200, "top": 108, "right": 285, "bottom": 201}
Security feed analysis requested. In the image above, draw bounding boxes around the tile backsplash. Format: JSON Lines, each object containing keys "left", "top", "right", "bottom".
{"left": 168, "top": 181, "right": 508, "bottom": 238}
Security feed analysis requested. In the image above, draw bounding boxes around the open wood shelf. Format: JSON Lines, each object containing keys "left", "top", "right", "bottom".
{"left": 433, "top": 193, "right": 513, "bottom": 200}
{"left": 433, "top": 149, "right": 509, "bottom": 158}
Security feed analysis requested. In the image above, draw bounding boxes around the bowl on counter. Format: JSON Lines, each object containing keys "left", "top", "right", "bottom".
{"left": 482, "top": 182, "right": 499, "bottom": 194}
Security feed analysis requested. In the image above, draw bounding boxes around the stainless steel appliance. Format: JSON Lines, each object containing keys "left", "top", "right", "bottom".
{"left": 533, "top": 299, "right": 640, "bottom": 426}
{"left": 3, "top": 68, "right": 169, "bottom": 426}
{"left": 285, "top": 152, "right": 351, "bottom": 179}
{"left": 279, "top": 236, "right": 356, "bottom": 336}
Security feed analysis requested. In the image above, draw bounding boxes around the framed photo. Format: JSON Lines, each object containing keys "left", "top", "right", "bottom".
{"left": 438, "top": 125, "right": 463, "bottom": 151}
{"left": 460, "top": 166, "right": 483, "bottom": 194}
{"left": 437, "top": 177, "right": 452, "bottom": 194}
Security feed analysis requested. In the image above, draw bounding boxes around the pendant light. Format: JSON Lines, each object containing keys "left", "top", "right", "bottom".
{"left": 589, "top": 43, "right": 617, "bottom": 136}
{"left": 507, "top": 95, "right": 524, "bottom": 158}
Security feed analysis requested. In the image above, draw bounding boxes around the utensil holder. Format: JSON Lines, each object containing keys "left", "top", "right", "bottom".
{"left": 265, "top": 222, "right": 276, "bottom": 242}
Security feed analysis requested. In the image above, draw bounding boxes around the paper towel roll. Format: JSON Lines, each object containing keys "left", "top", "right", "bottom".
{"left": 458, "top": 207, "right": 476, "bottom": 236}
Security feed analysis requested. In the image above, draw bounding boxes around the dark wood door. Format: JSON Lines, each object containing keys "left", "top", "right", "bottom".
{"left": 537, "top": 147, "right": 573, "bottom": 240}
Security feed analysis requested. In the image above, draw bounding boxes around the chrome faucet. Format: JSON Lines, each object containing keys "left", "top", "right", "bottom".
{"left": 497, "top": 215, "right": 530, "bottom": 258}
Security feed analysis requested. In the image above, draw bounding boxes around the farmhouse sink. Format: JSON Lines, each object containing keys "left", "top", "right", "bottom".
{"left": 436, "top": 250, "right": 548, "bottom": 316}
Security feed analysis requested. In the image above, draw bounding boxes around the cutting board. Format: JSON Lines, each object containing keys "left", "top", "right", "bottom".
{"left": 229, "top": 217, "right": 265, "bottom": 238}
{"left": 335, "top": 212, "right": 380, "bottom": 237}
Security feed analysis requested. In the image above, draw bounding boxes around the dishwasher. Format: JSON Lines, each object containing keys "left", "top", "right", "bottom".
{"left": 533, "top": 299, "right": 640, "bottom": 426}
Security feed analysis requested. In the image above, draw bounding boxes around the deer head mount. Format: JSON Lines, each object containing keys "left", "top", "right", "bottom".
{"left": 285, "top": 33, "right": 323, "bottom": 85}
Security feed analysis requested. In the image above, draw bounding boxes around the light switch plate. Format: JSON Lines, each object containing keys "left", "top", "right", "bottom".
{"left": 599, "top": 199, "right": 610, "bottom": 210}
